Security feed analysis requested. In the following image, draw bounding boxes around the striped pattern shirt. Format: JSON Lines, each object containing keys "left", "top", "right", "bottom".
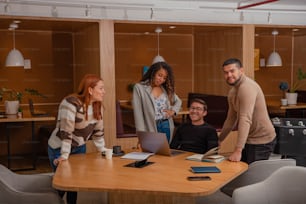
{"left": 48, "top": 96, "right": 105, "bottom": 159}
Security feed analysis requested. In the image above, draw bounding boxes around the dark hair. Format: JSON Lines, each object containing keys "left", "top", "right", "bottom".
{"left": 222, "top": 58, "right": 242, "bottom": 68}
{"left": 190, "top": 98, "right": 207, "bottom": 111}
{"left": 75, "top": 74, "right": 103, "bottom": 120}
{"left": 140, "top": 61, "right": 175, "bottom": 104}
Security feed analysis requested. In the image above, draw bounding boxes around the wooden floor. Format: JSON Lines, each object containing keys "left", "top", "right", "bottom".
{"left": 0, "top": 155, "right": 53, "bottom": 174}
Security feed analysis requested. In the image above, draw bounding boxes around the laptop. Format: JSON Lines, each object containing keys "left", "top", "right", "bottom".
{"left": 137, "top": 131, "right": 184, "bottom": 156}
{"left": 28, "top": 99, "right": 49, "bottom": 117}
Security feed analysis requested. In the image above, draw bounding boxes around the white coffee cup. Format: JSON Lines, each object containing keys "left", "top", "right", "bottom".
{"left": 105, "top": 148, "right": 113, "bottom": 160}
{"left": 281, "top": 98, "right": 288, "bottom": 106}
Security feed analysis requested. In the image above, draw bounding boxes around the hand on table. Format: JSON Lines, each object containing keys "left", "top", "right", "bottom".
{"left": 53, "top": 157, "right": 66, "bottom": 166}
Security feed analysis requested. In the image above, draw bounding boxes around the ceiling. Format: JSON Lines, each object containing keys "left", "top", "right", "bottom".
{"left": 1, "top": 0, "right": 306, "bottom": 26}
{"left": 0, "top": 0, "right": 306, "bottom": 36}
{"left": 0, "top": 17, "right": 305, "bottom": 38}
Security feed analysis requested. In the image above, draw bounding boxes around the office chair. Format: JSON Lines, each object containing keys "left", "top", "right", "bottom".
{"left": 196, "top": 190, "right": 231, "bottom": 204}
{"left": 116, "top": 100, "right": 137, "bottom": 138}
{"left": 0, "top": 164, "right": 63, "bottom": 204}
{"left": 221, "top": 158, "right": 296, "bottom": 197}
{"left": 232, "top": 166, "right": 306, "bottom": 204}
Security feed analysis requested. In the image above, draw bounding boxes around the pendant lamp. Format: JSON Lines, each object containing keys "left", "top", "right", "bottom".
{"left": 266, "top": 30, "right": 282, "bottom": 67}
{"left": 5, "top": 22, "right": 24, "bottom": 67}
{"left": 152, "top": 27, "right": 165, "bottom": 64}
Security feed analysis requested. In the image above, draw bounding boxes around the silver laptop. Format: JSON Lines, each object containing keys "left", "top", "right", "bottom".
{"left": 137, "top": 131, "right": 184, "bottom": 156}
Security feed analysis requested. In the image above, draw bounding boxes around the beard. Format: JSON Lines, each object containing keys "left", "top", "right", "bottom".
{"left": 226, "top": 75, "right": 242, "bottom": 86}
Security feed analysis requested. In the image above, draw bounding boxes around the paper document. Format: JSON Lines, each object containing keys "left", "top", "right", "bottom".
{"left": 121, "top": 152, "right": 155, "bottom": 160}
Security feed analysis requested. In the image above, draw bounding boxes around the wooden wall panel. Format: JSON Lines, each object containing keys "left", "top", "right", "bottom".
{"left": 73, "top": 23, "right": 100, "bottom": 90}
{"left": 242, "top": 25, "right": 255, "bottom": 79}
{"left": 99, "top": 20, "right": 116, "bottom": 147}
{"left": 0, "top": 30, "right": 74, "bottom": 157}
{"left": 293, "top": 35, "right": 306, "bottom": 90}
{"left": 194, "top": 27, "right": 242, "bottom": 96}
{"left": 255, "top": 35, "right": 292, "bottom": 101}
{"left": 115, "top": 33, "right": 193, "bottom": 107}
{"left": 0, "top": 30, "right": 73, "bottom": 104}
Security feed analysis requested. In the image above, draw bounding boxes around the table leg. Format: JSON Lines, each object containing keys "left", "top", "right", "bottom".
{"left": 6, "top": 123, "right": 11, "bottom": 169}
{"left": 31, "top": 121, "right": 37, "bottom": 169}
{"left": 4, "top": 122, "right": 36, "bottom": 171}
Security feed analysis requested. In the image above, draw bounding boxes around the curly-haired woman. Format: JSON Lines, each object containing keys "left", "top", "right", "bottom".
{"left": 132, "top": 61, "right": 182, "bottom": 143}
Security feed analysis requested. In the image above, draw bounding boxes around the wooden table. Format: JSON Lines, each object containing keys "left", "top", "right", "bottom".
{"left": 280, "top": 103, "right": 306, "bottom": 118}
{"left": 0, "top": 114, "right": 55, "bottom": 171}
{"left": 268, "top": 102, "right": 306, "bottom": 118}
{"left": 53, "top": 152, "right": 247, "bottom": 204}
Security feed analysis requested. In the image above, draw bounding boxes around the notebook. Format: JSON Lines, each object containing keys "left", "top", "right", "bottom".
{"left": 137, "top": 131, "right": 184, "bottom": 156}
{"left": 28, "top": 99, "right": 48, "bottom": 117}
{"left": 190, "top": 166, "right": 221, "bottom": 173}
{"left": 186, "top": 147, "right": 225, "bottom": 163}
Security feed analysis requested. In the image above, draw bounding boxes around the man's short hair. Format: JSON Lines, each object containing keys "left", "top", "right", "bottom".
{"left": 222, "top": 58, "right": 242, "bottom": 68}
{"left": 190, "top": 98, "right": 207, "bottom": 111}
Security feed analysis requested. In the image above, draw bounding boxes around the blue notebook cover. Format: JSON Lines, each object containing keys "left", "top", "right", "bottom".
{"left": 191, "top": 166, "right": 221, "bottom": 173}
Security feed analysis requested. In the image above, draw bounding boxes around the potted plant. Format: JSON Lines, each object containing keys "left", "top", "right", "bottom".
{"left": 279, "top": 68, "right": 306, "bottom": 105}
{"left": 0, "top": 88, "right": 46, "bottom": 115}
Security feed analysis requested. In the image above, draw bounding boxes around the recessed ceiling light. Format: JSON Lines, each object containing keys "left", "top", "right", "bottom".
{"left": 144, "top": 32, "right": 149, "bottom": 35}
{"left": 292, "top": 28, "right": 299, "bottom": 32}
{"left": 169, "top": 25, "right": 176, "bottom": 29}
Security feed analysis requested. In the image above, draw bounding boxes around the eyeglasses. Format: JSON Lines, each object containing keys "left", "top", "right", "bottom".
{"left": 189, "top": 107, "right": 204, "bottom": 111}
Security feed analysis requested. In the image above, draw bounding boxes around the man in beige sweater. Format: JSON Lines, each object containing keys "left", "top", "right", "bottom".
{"left": 219, "top": 58, "right": 276, "bottom": 164}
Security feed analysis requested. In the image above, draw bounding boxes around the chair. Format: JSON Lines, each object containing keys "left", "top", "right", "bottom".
{"left": 0, "top": 164, "right": 63, "bottom": 204}
{"left": 232, "top": 166, "right": 306, "bottom": 204}
{"left": 116, "top": 100, "right": 137, "bottom": 138}
{"left": 221, "top": 158, "right": 296, "bottom": 197}
{"left": 196, "top": 190, "right": 231, "bottom": 204}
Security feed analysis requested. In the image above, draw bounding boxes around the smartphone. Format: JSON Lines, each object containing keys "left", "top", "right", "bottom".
{"left": 187, "top": 176, "right": 211, "bottom": 181}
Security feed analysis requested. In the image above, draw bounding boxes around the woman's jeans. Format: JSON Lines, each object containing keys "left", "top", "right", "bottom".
{"left": 48, "top": 144, "right": 86, "bottom": 171}
{"left": 156, "top": 119, "right": 170, "bottom": 143}
{"left": 48, "top": 144, "right": 86, "bottom": 204}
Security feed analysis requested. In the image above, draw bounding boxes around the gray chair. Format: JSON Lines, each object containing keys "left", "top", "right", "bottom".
{"left": 0, "top": 164, "right": 63, "bottom": 204}
{"left": 196, "top": 190, "right": 231, "bottom": 204}
{"left": 232, "top": 166, "right": 306, "bottom": 204}
{"left": 221, "top": 158, "right": 296, "bottom": 197}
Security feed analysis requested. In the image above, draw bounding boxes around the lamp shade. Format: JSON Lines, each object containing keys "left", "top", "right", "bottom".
{"left": 152, "top": 55, "right": 165, "bottom": 64}
{"left": 266, "top": 51, "right": 282, "bottom": 67}
{"left": 5, "top": 49, "right": 24, "bottom": 67}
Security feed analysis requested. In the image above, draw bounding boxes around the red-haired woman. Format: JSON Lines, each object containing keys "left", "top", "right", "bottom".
{"left": 48, "top": 74, "right": 107, "bottom": 204}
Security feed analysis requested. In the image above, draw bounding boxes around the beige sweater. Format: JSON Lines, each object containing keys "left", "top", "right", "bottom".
{"left": 219, "top": 75, "right": 276, "bottom": 149}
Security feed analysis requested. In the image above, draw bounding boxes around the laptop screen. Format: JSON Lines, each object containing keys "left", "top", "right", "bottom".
{"left": 137, "top": 131, "right": 183, "bottom": 156}
{"left": 28, "top": 99, "right": 48, "bottom": 116}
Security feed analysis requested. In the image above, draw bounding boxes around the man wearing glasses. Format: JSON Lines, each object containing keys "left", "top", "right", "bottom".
{"left": 170, "top": 98, "right": 218, "bottom": 154}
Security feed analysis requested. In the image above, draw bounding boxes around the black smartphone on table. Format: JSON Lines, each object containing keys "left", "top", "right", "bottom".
{"left": 187, "top": 176, "right": 211, "bottom": 181}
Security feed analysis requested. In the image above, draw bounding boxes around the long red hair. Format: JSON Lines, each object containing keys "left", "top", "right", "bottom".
{"left": 76, "top": 74, "right": 104, "bottom": 120}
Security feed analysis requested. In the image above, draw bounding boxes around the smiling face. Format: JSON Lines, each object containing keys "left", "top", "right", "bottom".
{"left": 89, "top": 80, "right": 106, "bottom": 103}
{"left": 189, "top": 101, "right": 207, "bottom": 125}
{"left": 223, "top": 63, "right": 243, "bottom": 86}
{"left": 152, "top": 68, "right": 168, "bottom": 87}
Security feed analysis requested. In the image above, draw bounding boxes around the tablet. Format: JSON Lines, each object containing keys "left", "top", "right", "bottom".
{"left": 190, "top": 166, "right": 221, "bottom": 173}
